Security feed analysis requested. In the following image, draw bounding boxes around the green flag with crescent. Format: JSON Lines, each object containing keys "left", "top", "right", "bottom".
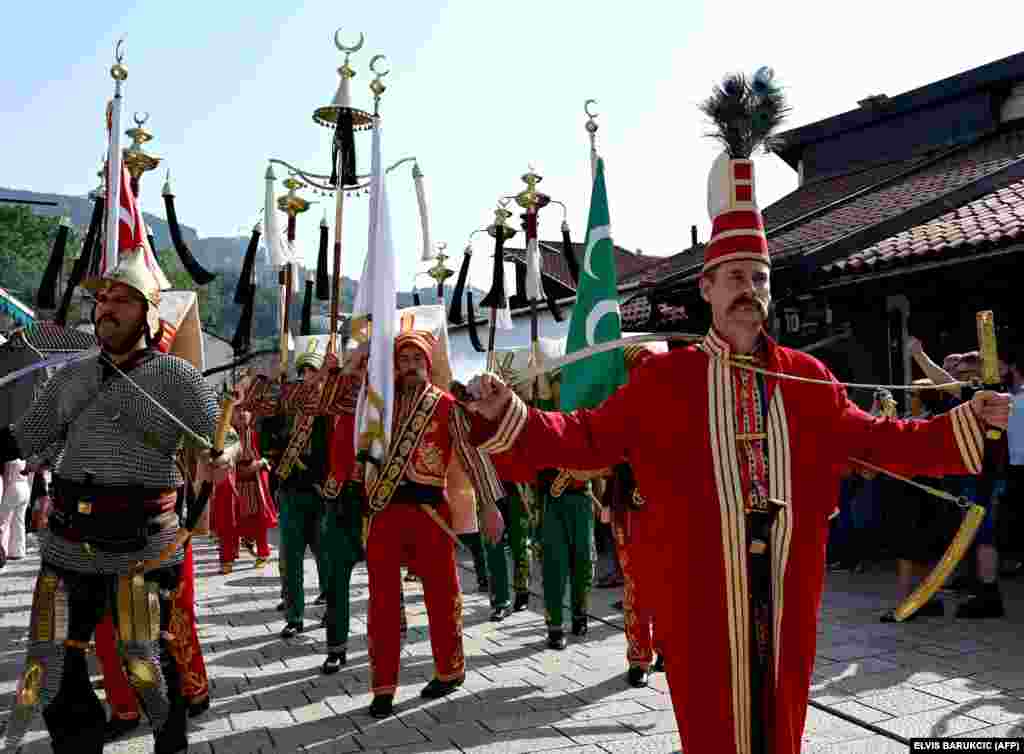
{"left": 559, "top": 158, "right": 626, "bottom": 412}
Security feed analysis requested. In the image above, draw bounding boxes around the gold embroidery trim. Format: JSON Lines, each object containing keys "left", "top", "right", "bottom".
{"left": 366, "top": 386, "right": 443, "bottom": 512}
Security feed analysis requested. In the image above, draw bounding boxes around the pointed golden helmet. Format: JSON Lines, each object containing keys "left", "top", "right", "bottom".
{"left": 83, "top": 249, "right": 163, "bottom": 339}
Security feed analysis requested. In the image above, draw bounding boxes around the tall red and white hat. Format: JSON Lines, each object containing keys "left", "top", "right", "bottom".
{"left": 699, "top": 67, "right": 788, "bottom": 274}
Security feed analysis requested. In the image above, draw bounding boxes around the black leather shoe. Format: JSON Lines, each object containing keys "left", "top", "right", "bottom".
{"left": 652, "top": 653, "right": 666, "bottom": 673}
{"left": 513, "top": 592, "right": 530, "bottom": 612}
{"left": 104, "top": 715, "right": 141, "bottom": 743}
{"left": 490, "top": 605, "right": 513, "bottom": 622}
{"left": 321, "top": 652, "right": 346, "bottom": 674}
{"left": 547, "top": 630, "right": 567, "bottom": 650}
{"left": 571, "top": 615, "right": 588, "bottom": 637}
{"left": 369, "top": 694, "right": 394, "bottom": 718}
{"left": 420, "top": 675, "right": 465, "bottom": 699}
{"left": 188, "top": 696, "right": 211, "bottom": 718}
{"left": 314, "top": 592, "right": 328, "bottom": 605}
{"left": 611, "top": 600, "right": 624, "bottom": 611}
{"left": 477, "top": 577, "right": 490, "bottom": 592}
{"left": 956, "top": 587, "right": 1005, "bottom": 619}
{"left": 280, "top": 621, "right": 304, "bottom": 638}
{"left": 276, "top": 600, "right": 287, "bottom": 612}
{"left": 627, "top": 667, "right": 649, "bottom": 688}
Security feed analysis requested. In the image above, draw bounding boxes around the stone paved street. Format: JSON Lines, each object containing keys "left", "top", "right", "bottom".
{"left": 2, "top": 531, "right": 1023, "bottom": 753}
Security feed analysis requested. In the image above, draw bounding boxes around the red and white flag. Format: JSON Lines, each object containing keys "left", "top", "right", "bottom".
{"left": 103, "top": 100, "right": 169, "bottom": 287}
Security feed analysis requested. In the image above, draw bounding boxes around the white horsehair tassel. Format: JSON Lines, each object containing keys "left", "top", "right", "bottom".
{"left": 413, "top": 162, "right": 433, "bottom": 261}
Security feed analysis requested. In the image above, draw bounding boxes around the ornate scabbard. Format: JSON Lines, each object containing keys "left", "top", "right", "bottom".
{"left": 894, "top": 503, "right": 986, "bottom": 621}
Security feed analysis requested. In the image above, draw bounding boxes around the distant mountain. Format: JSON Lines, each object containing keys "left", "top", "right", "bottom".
{"left": 2, "top": 187, "right": 487, "bottom": 310}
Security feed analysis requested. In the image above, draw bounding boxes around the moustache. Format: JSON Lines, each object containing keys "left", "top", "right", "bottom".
{"left": 97, "top": 315, "right": 119, "bottom": 328}
{"left": 729, "top": 295, "right": 767, "bottom": 312}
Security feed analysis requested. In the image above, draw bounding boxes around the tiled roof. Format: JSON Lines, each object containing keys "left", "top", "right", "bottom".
{"left": 622, "top": 138, "right": 1024, "bottom": 291}
{"left": 823, "top": 178, "right": 1024, "bottom": 278}
{"left": 502, "top": 242, "right": 660, "bottom": 291}
{"left": 620, "top": 297, "right": 687, "bottom": 331}
{"left": 2, "top": 322, "right": 96, "bottom": 353}
{"left": 767, "top": 153, "right": 1018, "bottom": 262}
{"left": 761, "top": 154, "right": 936, "bottom": 229}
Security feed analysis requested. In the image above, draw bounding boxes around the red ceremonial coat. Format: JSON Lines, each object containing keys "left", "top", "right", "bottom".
{"left": 473, "top": 329, "right": 985, "bottom": 754}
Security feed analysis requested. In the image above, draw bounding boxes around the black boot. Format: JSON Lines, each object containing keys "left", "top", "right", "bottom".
{"left": 280, "top": 621, "right": 304, "bottom": 638}
{"left": 571, "top": 614, "right": 588, "bottom": 637}
{"left": 369, "top": 694, "right": 394, "bottom": 718}
{"left": 104, "top": 715, "right": 141, "bottom": 743}
{"left": 627, "top": 666, "right": 649, "bottom": 688}
{"left": 421, "top": 675, "right": 466, "bottom": 699}
{"left": 188, "top": 696, "right": 211, "bottom": 718}
{"left": 547, "top": 630, "right": 567, "bottom": 650}
{"left": 513, "top": 592, "right": 530, "bottom": 612}
{"left": 321, "top": 651, "right": 346, "bottom": 674}
{"left": 652, "top": 653, "right": 666, "bottom": 673}
{"left": 956, "top": 583, "right": 1005, "bottom": 619}
{"left": 490, "top": 604, "right": 512, "bottom": 622}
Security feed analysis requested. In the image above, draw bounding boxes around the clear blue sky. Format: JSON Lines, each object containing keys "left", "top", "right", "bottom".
{"left": 4, "top": 1, "right": 1024, "bottom": 294}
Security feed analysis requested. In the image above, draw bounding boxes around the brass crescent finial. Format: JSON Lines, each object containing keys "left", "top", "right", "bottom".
{"left": 133, "top": 111, "right": 149, "bottom": 128}
{"left": 334, "top": 29, "right": 365, "bottom": 54}
{"left": 111, "top": 38, "right": 128, "bottom": 81}
{"left": 584, "top": 99, "right": 599, "bottom": 119}
{"left": 369, "top": 54, "right": 390, "bottom": 78}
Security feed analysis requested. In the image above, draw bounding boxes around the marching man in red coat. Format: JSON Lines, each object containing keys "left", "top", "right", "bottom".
{"left": 465, "top": 70, "right": 1013, "bottom": 754}
{"left": 341, "top": 330, "right": 505, "bottom": 719}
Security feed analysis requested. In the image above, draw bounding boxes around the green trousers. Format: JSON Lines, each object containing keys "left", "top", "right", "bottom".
{"left": 485, "top": 487, "right": 533, "bottom": 608}
{"left": 320, "top": 492, "right": 364, "bottom": 654}
{"left": 541, "top": 489, "right": 594, "bottom": 629}
{"left": 279, "top": 489, "right": 326, "bottom": 625}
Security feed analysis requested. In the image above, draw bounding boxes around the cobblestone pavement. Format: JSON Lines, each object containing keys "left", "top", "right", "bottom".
{"left": 2, "top": 531, "right": 1023, "bottom": 753}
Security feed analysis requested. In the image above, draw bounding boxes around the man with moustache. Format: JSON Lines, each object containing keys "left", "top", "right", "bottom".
{"left": 465, "top": 147, "right": 1012, "bottom": 754}
{"left": 0, "top": 249, "right": 234, "bottom": 754}
{"left": 340, "top": 330, "right": 504, "bottom": 719}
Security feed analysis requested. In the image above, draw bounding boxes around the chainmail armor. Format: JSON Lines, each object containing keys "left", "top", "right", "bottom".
{"left": 13, "top": 352, "right": 218, "bottom": 489}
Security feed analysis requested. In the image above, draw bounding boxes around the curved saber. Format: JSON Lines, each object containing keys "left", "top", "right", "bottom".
{"left": 0, "top": 349, "right": 101, "bottom": 390}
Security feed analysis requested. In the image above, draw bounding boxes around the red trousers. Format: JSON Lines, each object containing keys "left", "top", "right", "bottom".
{"left": 367, "top": 501, "right": 464, "bottom": 696}
{"left": 614, "top": 512, "right": 662, "bottom": 670}
{"left": 211, "top": 475, "right": 275, "bottom": 566}
{"left": 96, "top": 541, "right": 210, "bottom": 717}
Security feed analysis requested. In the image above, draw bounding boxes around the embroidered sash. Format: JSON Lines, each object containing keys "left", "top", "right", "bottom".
{"left": 366, "top": 385, "right": 443, "bottom": 513}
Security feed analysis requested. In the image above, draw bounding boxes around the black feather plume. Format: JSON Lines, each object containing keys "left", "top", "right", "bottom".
{"left": 700, "top": 68, "right": 789, "bottom": 157}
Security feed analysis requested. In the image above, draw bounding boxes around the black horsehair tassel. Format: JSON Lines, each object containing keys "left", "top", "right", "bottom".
{"left": 413, "top": 289, "right": 422, "bottom": 307}
{"left": 235, "top": 225, "right": 261, "bottom": 305}
{"left": 162, "top": 185, "right": 216, "bottom": 285}
{"left": 316, "top": 219, "right": 330, "bottom": 300}
{"left": 300, "top": 280, "right": 314, "bottom": 336}
{"left": 87, "top": 196, "right": 106, "bottom": 279}
{"left": 36, "top": 217, "right": 69, "bottom": 310}
{"left": 230, "top": 288, "right": 255, "bottom": 355}
{"left": 448, "top": 250, "right": 472, "bottom": 325}
{"left": 331, "top": 108, "right": 358, "bottom": 188}
{"left": 561, "top": 222, "right": 580, "bottom": 285}
{"left": 466, "top": 291, "right": 485, "bottom": 353}
{"left": 479, "top": 230, "right": 507, "bottom": 310}
{"left": 56, "top": 196, "right": 104, "bottom": 326}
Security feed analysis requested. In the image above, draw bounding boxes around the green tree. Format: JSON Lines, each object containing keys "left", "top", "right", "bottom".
{"left": 0, "top": 205, "right": 83, "bottom": 306}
